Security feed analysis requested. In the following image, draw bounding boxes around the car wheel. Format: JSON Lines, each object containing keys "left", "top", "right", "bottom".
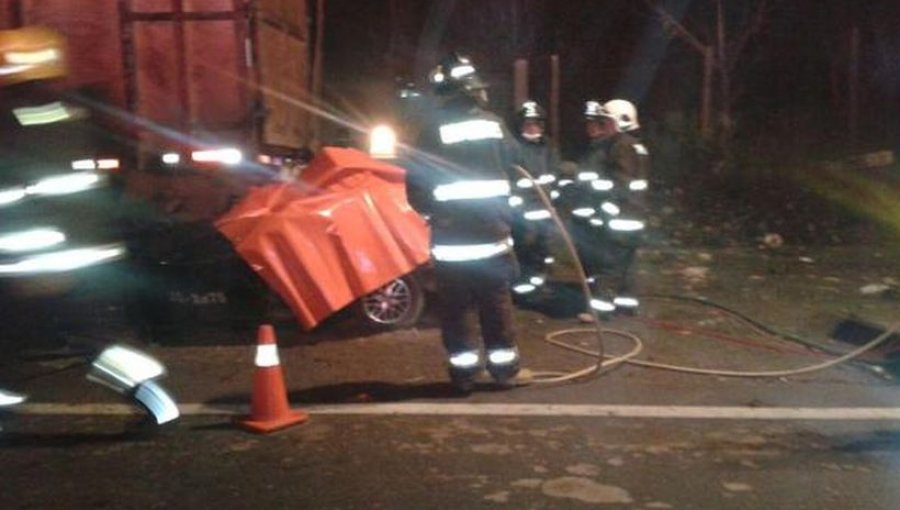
{"left": 359, "top": 275, "right": 425, "bottom": 329}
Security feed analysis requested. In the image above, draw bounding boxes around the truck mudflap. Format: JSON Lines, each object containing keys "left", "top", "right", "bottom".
{"left": 215, "top": 147, "right": 430, "bottom": 330}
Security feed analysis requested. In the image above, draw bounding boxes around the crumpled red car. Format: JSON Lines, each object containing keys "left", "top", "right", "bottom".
{"left": 216, "top": 147, "right": 430, "bottom": 330}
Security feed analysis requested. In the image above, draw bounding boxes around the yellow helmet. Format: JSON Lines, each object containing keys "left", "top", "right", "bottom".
{"left": 0, "top": 26, "right": 67, "bottom": 86}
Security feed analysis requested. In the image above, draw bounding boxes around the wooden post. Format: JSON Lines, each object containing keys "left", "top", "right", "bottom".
{"left": 513, "top": 58, "right": 529, "bottom": 108}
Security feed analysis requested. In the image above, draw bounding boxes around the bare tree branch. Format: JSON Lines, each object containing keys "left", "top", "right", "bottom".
{"left": 727, "top": 0, "right": 770, "bottom": 72}
{"left": 642, "top": 0, "right": 708, "bottom": 54}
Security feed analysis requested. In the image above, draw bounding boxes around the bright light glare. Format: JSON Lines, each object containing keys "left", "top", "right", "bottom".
{"left": 450, "top": 64, "right": 475, "bottom": 78}
{"left": 0, "top": 389, "right": 27, "bottom": 407}
{"left": 433, "top": 179, "right": 510, "bottom": 202}
{"left": 369, "top": 125, "right": 397, "bottom": 159}
{"left": 488, "top": 349, "right": 518, "bottom": 365}
{"left": 513, "top": 283, "right": 536, "bottom": 294}
{"left": 71, "top": 159, "right": 96, "bottom": 170}
{"left": 572, "top": 207, "right": 596, "bottom": 217}
{"left": 609, "top": 219, "right": 645, "bottom": 232}
{"left": 5, "top": 48, "right": 60, "bottom": 65}
{"left": 601, "top": 201, "right": 621, "bottom": 216}
{"left": 432, "top": 238, "right": 513, "bottom": 262}
{"left": 449, "top": 351, "right": 480, "bottom": 368}
{"left": 96, "top": 159, "right": 120, "bottom": 170}
{"left": 191, "top": 148, "right": 242, "bottom": 165}
{"left": 439, "top": 119, "right": 503, "bottom": 145}
{"left": 592, "top": 179, "right": 615, "bottom": 191}
{"left": 0, "top": 243, "right": 124, "bottom": 275}
{"left": 590, "top": 299, "right": 615, "bottom": 312}
{"left": 0, "top": 187, "right": 27, "bottom": 206}
{"left": 88, "top": 344, "right": 166, "bottom": 391}
{"left": 162, "top": 152, "right": 181, "bottom": 165}
{"left": 524, "top": 210, "right": 551, "bottom": 221}
{"left": 0, "top": 228, "right": 66, "bottom": 253}
{"left": 629, "top": 179, "right": 648, "bottom": 191}
{"left": 13, "top": 102, "right": 71, "bottom": 126}
{"left": 26, "top": 172, "right": 101, "bottom": 196}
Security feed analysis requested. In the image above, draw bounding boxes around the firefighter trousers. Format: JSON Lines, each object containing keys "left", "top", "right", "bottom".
{"left": 569, "top": 220, "right": 640, "bottom": 300}
{"left": 512, "top": 217, "right": 552, "bottom": 277}
{"left": 434, "top": 253, "right": 519, "bottom": 359}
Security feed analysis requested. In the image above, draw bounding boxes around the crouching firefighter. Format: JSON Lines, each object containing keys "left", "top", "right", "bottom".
{"left": 407, "top": 53, "right": 521, "bottom": 391}
{"left": 509, "top": 100, "right": 562, "bottom": 298}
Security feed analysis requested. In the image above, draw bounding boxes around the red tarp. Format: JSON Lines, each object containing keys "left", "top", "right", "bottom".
{"left": 216, "top": 148, "right": 430, "bottom": 329}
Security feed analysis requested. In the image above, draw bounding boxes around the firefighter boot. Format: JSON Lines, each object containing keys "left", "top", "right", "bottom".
{"left": 487, "top": 348, "right": 521, "bottom": 389}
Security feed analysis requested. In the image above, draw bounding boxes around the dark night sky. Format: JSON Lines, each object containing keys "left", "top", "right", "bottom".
{"left": 321, "top": 0, "right": 900, "bottom": 156}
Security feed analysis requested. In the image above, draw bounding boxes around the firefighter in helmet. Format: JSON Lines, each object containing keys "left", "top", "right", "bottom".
{"left": 407, "top": 52, "right": 520, "bottom": 391}
{"left": 599, "top": 98, "right": 649, "bottom": 314}
{"left": 508, "top": 100, "right": 561, "bottom": 298}
{"left": 565, "top": 99, "right": 649, "bottom": 321}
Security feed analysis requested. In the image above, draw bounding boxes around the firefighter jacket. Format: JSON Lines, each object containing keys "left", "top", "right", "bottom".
{"left": 408, "top": 96, "right": 517, "bottom": 262}
{"left": 605, "top": 132, "right": 650, "bottom": 233}
{"left": 561, "top": 134, "right": 649, "bottom": 233}
{"left": 559, "top": 138, "right": 615, "bottom": 228}
{"left": 509, "top": 136, "right": 561, "bottom": 222}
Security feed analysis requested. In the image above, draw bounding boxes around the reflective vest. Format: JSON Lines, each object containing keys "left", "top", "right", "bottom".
{"left": 411, "top": 100, "right": 516, "bottom": 257}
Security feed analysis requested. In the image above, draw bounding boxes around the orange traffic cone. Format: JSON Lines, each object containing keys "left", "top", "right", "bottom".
{"left": 238, "top": 324, "right": 308, "bottom": 433}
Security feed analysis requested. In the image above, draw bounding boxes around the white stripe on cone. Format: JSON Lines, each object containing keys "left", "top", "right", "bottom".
{"left": 255, "top": 344, "right": 280, "bottom": 367}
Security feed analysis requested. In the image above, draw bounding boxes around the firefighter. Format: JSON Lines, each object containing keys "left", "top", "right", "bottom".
{"left": 567, "top": 99, "right": 649, "bottom": 321}
{"left": 557, "top": 100, "right": 617, "bottom": 321}
{"left": 599, "top": 98, "right": 650, "bottom": 314}
{"left": 509, "top": 100, "right": 561, "bottom": 298}
{"left": 407, "top": 52, "right": 520, "bottom": 391}
{"left": 603, "top": 99, "right": 644, "bottom": 140}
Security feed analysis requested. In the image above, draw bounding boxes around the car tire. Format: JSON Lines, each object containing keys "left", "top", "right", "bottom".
{"left": 357, "top": 274, "right": 426, "bottom": 330}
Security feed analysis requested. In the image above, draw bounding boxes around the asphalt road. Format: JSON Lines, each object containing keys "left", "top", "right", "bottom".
{"left": 2, "top": 244, "right": 899, "bottom": 509}
{"left": 3, "top": 407, "right": 900, "bottom": 509}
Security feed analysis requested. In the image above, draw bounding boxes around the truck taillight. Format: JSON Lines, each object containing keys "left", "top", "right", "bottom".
{"left": 161, "top": 152, "right": 181, "bottom": 165}
{"left": 71, "top": 158, "right": 120, "bottom": 172}
{"left": 191, "top": 148, "right": 242, "bottom": 166}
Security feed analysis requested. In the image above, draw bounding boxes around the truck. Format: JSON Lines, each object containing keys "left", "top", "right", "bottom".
{"left": 1, "top": 0, "right": 312, "bottom": 219}
{"left": 0, "top": 0, "right": 428, "bottom": 338}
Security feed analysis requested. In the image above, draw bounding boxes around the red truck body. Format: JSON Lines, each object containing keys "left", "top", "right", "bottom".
{"left": 1, "top": 0, "right": 312, "bottom": 220}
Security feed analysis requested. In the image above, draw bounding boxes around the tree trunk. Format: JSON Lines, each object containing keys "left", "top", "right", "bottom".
{"left": 550, "top": 54, "right": 560, "bottom": 147}
{"left": 701, "top": 46, "right": 714, "bottom": 140}
{"left": 848, "top": 25, "right": 860, "bottom": 147}
{"left": 716, "top": 0, "right": 733, "bottom": 140}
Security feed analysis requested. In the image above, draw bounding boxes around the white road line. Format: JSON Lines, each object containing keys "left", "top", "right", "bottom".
{"left": 16, "top": 402, "right": 900, "bottom": 421}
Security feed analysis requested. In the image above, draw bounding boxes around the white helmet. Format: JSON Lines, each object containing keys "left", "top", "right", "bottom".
{"left": 602, "top": 99, "right": 639, "bottom": 132}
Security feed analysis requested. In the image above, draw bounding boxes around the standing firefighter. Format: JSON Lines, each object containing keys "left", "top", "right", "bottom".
{"left": 599, "top": 99, "right": 650, "bottom": 313}
{"left": 509, "top": 100, "right": 561, "bottom": 297}
{"left": 408, "top": 53, "right": 520, "bottom": 391}
{"left": 563, "top": 99, "right": 649, "bottom": 320}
